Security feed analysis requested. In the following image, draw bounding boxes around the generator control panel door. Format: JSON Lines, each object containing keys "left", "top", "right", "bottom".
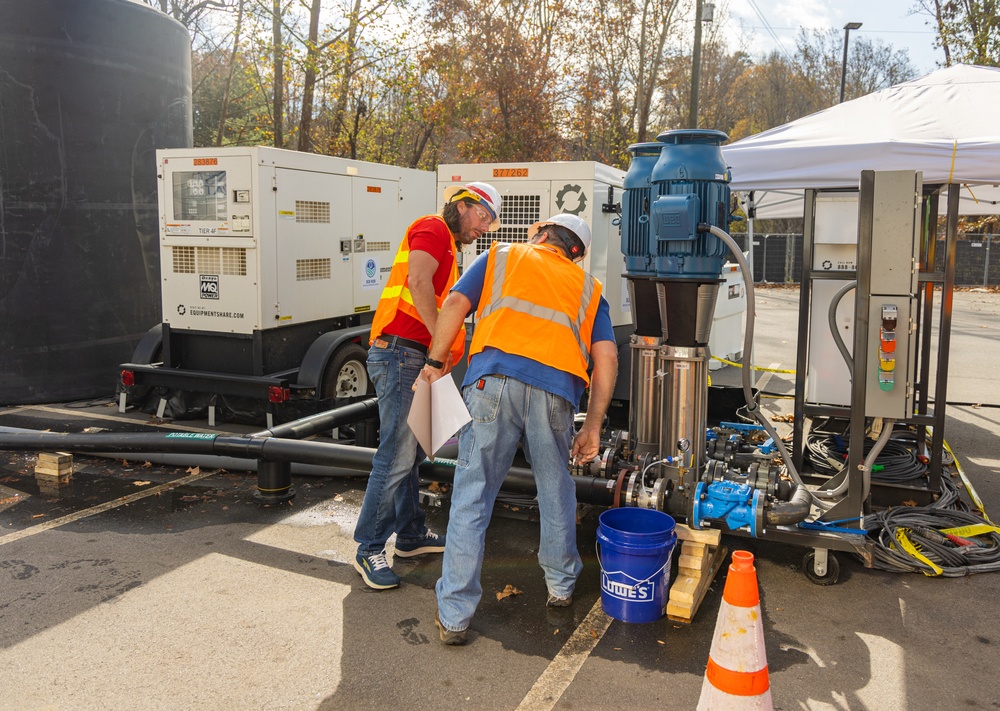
{"left": 351, "top": 177, "right": 398, "bottom": 315}
{"left": 272, "top": 168, "right": 353, "bottom": 326}
{"left": 161, "top": 154, "right": 254, "bottom": 237}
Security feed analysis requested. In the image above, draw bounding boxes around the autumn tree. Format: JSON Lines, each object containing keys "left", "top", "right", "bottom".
{"left": 914, "top": 0, "right": 1000, "bottom": 66}
{"left": 424, "top": 0, "right": 569, "bottom": 162}
{"left": 567, "top": 0, "right": 682, "bottom": 165}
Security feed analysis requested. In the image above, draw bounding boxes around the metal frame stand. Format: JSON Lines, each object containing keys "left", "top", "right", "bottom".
{"left": 792, "top": 182, "right": 958, "bottom": 519}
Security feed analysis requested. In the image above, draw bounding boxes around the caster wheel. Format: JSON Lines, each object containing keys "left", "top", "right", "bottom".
{"left": 802, "top": 550, "right": 840, "bottom": 585}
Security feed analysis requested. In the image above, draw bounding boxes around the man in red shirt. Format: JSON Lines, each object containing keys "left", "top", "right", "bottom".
{"left": 353, "top": 182, "right": 502, "bottom": 589}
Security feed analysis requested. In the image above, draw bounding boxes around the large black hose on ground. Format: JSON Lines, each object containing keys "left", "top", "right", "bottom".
{"left": 0, "top": 426, "right": 615, "bottom": 506}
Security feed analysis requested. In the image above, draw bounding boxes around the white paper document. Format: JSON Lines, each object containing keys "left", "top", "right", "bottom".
{"left": 407, "top": 376, "right": 472, "bottom": 458}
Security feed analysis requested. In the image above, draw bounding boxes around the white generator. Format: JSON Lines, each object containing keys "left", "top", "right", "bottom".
{"left": 437, "top": 162, "right": 631, "bottom": 330}
{"left": 119, "top": 147, "right": 435, "bottom": 425}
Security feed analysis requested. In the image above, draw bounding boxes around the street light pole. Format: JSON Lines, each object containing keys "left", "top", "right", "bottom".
{"left": 688, "top": 0, "right": 705, "bottom": 128}
{"left": 840, "top": 21, "right": 862, "bottom": 103}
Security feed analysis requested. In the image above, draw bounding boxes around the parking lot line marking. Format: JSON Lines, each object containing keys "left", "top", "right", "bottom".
{"left": 515, "top": 599, "right": 613, "bottom": 711}
{"left": 30, "top": 405, "right": 222, "bottom": 434}
{"left": 0, "top": 470, "right": 215, "bottom": 547}
{"left": 754, "top": 361, "right": 782, "bottom": 393}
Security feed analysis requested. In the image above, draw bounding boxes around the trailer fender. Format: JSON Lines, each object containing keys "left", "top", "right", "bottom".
{"left": 131, "top": 324, "right": 164, "bottom": 364}
{"left": 296, "top": 325, "right": 371, "bottom": 391}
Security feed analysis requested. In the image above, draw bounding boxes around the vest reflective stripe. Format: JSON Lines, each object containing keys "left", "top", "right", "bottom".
{"left": 471, "top": 243, "right": 600, "bottom": 382}
{"left": 369, "top": 215, "right": 465, "bottom": 363}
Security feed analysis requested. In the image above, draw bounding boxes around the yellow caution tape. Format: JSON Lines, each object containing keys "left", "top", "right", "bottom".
{"left": 895, "top": 528, "right": 943, "bottom": 576}
{"left": 941, "top": 524, "right": 1000, "bottom": 538}
{"left": 711, "top": 356, "right": 797, "bottom": 374}
{"left": 942, "top": 437, "right": 993, "bottom": 523}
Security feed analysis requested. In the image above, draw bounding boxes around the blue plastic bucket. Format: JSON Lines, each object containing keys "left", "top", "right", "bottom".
{"left": 597, "top": 507, "right": 677, "bottom": 623}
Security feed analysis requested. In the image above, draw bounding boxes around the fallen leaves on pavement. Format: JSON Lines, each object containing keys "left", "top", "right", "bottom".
{"left": 496, "top": 584, "right": 523, "bottom": 601}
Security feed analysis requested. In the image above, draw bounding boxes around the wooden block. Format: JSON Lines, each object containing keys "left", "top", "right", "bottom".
{"left": 668, "top": 574, "right": 701, "bottom": 605}
{"left": 683, "top": 540, "right": 708, "bottom": 554}
{"left": 38, "top": 452, "right": 73, "bottom": 466}
{"left": 34, "top": 464, "right": 72, "bottom": 476}
{"left": 680, "top": 541, "right": 709, "bottom": 558}
{"left": 678, "top": 551, "right": 712, "bottom": 575}
{"left": 674, "top": 523, "right": 722, "bottom": 546}
{"left": 35, "top": 471, "right": 72, "bottom": 483}
{"left": 667, "top": 545, "right": 728, "bottom": 623}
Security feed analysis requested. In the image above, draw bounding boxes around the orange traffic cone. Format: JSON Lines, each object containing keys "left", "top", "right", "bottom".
{"left": 697, "top": 550, "right": 773, "bottom": 710}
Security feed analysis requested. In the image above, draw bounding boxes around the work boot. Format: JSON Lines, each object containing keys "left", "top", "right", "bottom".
{"left": 434, "top": 611, "right": 468, "bottom": 646}
{"left": 546, "top": 593, "right": 573, "bottom": 607}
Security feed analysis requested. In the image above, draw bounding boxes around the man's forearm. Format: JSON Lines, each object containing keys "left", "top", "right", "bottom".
{"left": 582, "top": 341, "right": 618, "bottom": 430}
{"left": 428, "top": 292, "right": 472, "bottom": 362}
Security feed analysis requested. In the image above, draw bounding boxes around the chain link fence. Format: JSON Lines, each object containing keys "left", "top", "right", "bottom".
{"left": 728, "top": 233, "right": 999, "bottom": 286}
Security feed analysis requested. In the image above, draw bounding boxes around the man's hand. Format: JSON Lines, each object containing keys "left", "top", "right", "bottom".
{"left": 413, "top": 353, "right": 452, "bottom": 391}
{"left": 571, "top": 425, "right": 601, "bottom": 466}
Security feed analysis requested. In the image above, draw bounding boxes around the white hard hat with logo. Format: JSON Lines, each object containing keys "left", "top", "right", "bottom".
{"left": 527, "top": 213, "right": 592, "bottom": 258}
{"left": 443, "top": 182, "right": 503, "bottom": 232}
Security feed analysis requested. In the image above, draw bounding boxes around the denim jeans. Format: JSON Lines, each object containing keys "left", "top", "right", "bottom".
{"left": 354, "top": 343, "right": 429, "bottom": 556}
{"left": 436, "top": 374, "right": 582, "bottom": 632}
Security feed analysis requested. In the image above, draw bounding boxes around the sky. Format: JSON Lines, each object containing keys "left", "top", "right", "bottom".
{"left": 720, "top": 0, "right": 943, "bottom": 76}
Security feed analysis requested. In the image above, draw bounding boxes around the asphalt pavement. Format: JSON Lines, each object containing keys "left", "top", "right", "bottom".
{"left": 1, "top": 286, "right": 999, "bottom": 711}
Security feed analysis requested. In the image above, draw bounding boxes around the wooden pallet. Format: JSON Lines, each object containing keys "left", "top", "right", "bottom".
{"left": 667, "top": 524, "right": 727, "bottom": 623}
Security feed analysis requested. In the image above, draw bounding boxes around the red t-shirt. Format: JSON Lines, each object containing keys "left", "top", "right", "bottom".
{"left": 380, "top": 215, "right": 456, "bottom": 344}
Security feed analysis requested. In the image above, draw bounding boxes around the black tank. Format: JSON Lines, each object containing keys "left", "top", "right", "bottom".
{"left": 0, "top": 0, "right": 192, "bottom": 403}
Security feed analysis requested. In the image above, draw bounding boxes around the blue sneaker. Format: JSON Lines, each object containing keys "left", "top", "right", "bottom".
{"left": 394, "top": 531, "right": 446, "bottom": 557}
{"left": 354, "top": 551, "right": 400, "bottom": 589}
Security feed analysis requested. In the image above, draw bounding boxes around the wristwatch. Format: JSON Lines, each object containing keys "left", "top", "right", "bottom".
{"left": 425, "top": 357, "right": 445, "bottom": 369}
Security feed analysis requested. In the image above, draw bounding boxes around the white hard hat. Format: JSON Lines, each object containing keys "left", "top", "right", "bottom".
{"left": 443, "top": 182, "right": 503, "bottom": 231}
{"left": 528, "top": 213, "right": 592, "bottom": 257}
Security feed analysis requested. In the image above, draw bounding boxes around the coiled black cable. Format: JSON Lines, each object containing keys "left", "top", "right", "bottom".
{"left": 862, "top": 477, "right": 1000, "bottom": 575}
{"left": 806, "top": 429, "right": 927, "bottom": 483}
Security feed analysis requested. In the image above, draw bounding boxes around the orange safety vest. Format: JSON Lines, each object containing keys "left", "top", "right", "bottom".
{"left": 369, "top": 215, "right": 465, "bottom": 363}
{"left": 470, "top": 243, "right": 601, "bottom": 383}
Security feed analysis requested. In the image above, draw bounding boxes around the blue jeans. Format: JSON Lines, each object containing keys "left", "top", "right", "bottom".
{"left": 354, "top": 343, "right": 429, "bottom": 556}
{"left": 436, "top": 375, "right": 582, "bottom": 632}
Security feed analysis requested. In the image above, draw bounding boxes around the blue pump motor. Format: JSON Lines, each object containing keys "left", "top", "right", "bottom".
{"left": 621, "top": 129, "right": 732, "bottom": 280}
{"left": 621, "top": 142, "right": 666, "bottom": 275}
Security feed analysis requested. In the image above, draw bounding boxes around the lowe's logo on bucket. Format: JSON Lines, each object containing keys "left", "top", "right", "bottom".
{"left": 602, "top": 572, "right": 654, "bottom": 602}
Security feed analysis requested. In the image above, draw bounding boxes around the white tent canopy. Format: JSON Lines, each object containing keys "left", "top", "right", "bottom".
{"left": 722, "top": 64, "right": 1000, "bottom": 217}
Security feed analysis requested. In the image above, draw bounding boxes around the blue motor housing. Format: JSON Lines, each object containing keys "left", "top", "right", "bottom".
{"left": 621, "top": 142, "right": 665, "bottom": 275}
{"left": 637, "top": 129, "right": 731, "bottom": 279}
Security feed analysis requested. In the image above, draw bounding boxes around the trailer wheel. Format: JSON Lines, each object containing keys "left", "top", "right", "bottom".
{"left": 802, "top": 550, "right": 840, "bottom": 586}
{"left": 322, "top": 343, "right": 371, "bottom": 399}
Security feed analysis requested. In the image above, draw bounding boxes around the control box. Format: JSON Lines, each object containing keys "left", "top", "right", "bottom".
{"left": 862, "top": 170, "right": 921, "bottom": 418}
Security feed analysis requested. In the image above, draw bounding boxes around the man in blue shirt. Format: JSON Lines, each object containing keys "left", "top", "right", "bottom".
{"left": 417, "top": 213, "right": 618, "bottom": 645}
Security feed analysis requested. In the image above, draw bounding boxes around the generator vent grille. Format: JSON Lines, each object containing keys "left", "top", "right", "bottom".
{"left": 367, "top": 241, "right": 391, "bottom": 252}
{"left": 197, "top": 247, "right": 221, "bottom": 274}
{"left": 172, "top": 246, "right": 196, "bottom": 273}
{"left": 297, "top": 258, "right": 331, "bottom": 281}
{"left": 477, "top": 193, "right": 540, "bottom": 254}
{"left": 171, "top": 246, "right": 247, "bottom": 276}
{"left": 296, "top": 200, "right": 331, "bottom": 223}
{"left": 222, "top": 248, "right": 247, "bottom": 275}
